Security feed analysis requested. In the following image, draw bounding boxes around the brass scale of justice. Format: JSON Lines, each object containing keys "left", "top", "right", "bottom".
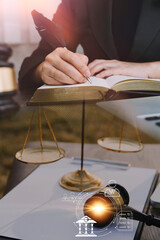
{"left": 15, "top": 9, "right": 143, "bottom": 192}
{"left": 15, "top": 100, "right": 143, "bottom": 192}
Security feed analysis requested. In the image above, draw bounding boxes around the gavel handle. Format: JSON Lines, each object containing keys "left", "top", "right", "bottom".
{"left": 121, "top": 205, "right": 160, "bottom": 228}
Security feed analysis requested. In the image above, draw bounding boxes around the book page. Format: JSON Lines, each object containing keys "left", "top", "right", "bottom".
{"left": 38, "top": 76, "right": 111, "bottom": 90}
{"left": 106, "top": 75, "right": 160, "bottom": 88}
{"left": 38, "top": 75, "right": 160, "bottom": 90}
{"left": 105, "top": 75, "right": 143, "bottom": 88}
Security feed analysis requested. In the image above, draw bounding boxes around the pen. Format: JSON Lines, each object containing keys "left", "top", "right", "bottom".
{"left": 31, "top": 10, "right": 92, "bottom": 84}
{"left": 63, "top": 47, "right": 92, "bottom": 84}
{"left": 86, "top": 77, "right": 92, "bottom": 84}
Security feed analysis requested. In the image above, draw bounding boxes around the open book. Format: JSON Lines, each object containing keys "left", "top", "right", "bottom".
{"left": 29, "top": 75, "right": 160, "bottom": 104}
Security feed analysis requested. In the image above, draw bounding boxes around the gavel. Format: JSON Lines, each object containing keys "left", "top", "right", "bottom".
{"left": 84, "top": 183, "right": 160, "bottom": 228}
{"left": 0, "top": 44, "right": 19, "bottom": 117}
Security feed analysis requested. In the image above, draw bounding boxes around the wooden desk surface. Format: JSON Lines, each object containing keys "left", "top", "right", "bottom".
{"left": 4, "top": 142, "right": 160, "bottom": 240}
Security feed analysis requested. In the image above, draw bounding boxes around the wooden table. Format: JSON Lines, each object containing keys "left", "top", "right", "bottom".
{"left": 4, "top": 142, "right": 160, "bottom": 240}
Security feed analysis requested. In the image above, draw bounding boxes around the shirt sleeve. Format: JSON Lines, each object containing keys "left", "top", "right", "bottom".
{"left": 18, "top": 0, "right": 80, "bottom": 93}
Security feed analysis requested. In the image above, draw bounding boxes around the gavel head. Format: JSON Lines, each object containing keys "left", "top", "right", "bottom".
{"left": 83, "top": 183, "right": 129, "bottom": 227}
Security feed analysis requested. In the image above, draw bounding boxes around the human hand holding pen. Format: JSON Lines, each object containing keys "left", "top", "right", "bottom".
{"left": 34, "top": 47, "right": 91, "bottom": 85}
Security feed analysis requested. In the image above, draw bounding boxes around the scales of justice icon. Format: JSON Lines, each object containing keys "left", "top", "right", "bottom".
{"left": 15, "top": 99, "right": 143, "bottom": 192}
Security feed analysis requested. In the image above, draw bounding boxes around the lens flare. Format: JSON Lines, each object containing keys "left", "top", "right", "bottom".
{"left": 90, "top": 201, "right": 107, "bottom": 215}
{"left": 84, "top": 194, "right": 115, "bottom": 227}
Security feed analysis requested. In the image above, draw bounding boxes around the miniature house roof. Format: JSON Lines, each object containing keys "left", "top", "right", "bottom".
{"left": 76, "top": 216, "right": 96, "bottom": 224}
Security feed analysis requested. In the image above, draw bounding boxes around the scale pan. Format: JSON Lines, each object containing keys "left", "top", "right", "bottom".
{"left": 15, "top": 145, "right": 65, "bottom": 164}
{"left": 97, "top": 137, "right": 143, "bottom": 153}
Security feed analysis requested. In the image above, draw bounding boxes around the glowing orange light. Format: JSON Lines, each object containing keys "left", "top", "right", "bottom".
{"left": 84, "top": 194, "right": 115, "bottom": 227}
{"left": 89, "top": 202, "right": 107, "bottom": 215}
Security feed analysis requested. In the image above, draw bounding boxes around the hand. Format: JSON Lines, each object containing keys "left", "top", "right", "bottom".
{"left": 36, "top": 47, "right": 91, "bottom": 85}
{"left": 88, "top": 59, "right": 151, "bottom": 78}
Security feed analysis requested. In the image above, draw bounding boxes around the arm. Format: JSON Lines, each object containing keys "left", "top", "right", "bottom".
{"left": 88, "top": 60, "right": 160, "bottom": 79}
{"left": 18, "top": 0, "right": 90, "bottom": 92}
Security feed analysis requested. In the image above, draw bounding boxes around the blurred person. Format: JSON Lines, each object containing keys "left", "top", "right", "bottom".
{"left": 19, "top": 0, "right": 160, "bottom": 92}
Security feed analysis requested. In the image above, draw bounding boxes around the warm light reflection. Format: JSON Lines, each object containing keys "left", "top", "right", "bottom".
{"left": 26, "top": 0, "right": 61, "bottom": 17}
{"left": 84, "top": 194, "right": 115, "bottom": 227}
{"left": 0, "top": 0, "right": 62, "bottom": 44}
{"left": 1, "top": 0, "right": 61, "bottom": 18}
{"left": 90, "top": 201, "right": 107, "bottom": 215}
